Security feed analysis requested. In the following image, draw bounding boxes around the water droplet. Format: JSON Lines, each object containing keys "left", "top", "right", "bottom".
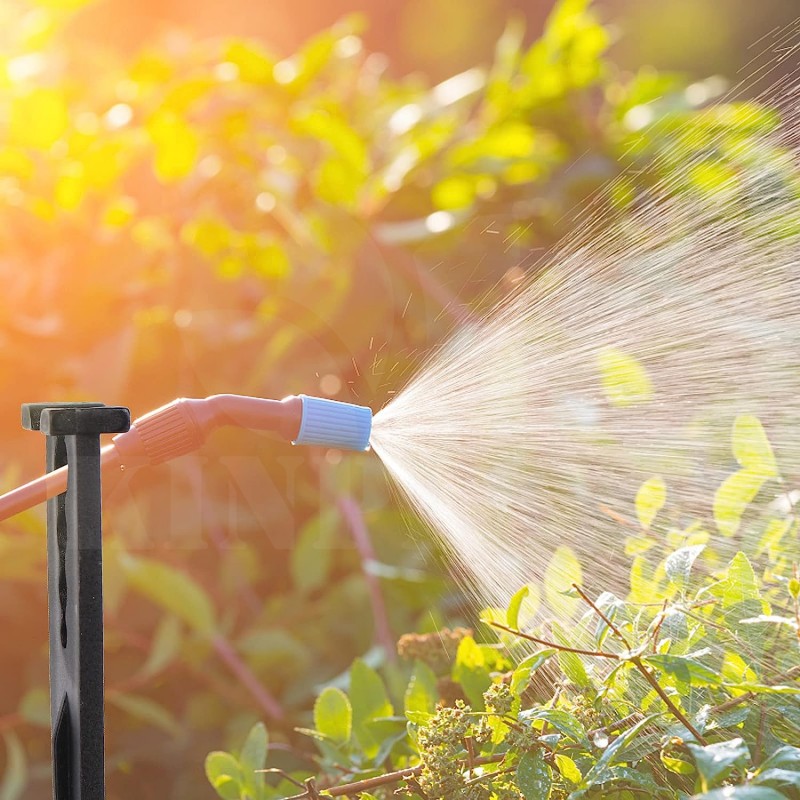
{"left": 592, "top": 732, "right": 609, "bottom": 749}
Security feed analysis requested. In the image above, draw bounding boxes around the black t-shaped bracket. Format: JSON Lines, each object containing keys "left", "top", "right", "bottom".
{"left": 22, "top": 403, "right": 131, "bottom": 800}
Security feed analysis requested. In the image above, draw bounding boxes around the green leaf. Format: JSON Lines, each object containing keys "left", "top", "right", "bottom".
{"left": 644, "top": 654, "right": 721, "bottom": 688}
{"left": 517, "top": 749, "right": 552, "bottom": 799}
{"left": 110, "top": 693, "right": 181, "bottom": 737}
{"left": 665, "top": 544, "right": 705, "bottom": 591}
{"left": 732, "top": 415, "right": 777, "bottom": 476}
{"left": 552, "top": 621, "right": 591, "bottom": 689}
{"left": 452, "top": 635, "right": 492, "bottom": 709}
{"left": 686, "top": 738, "right": 750, "bottom": 792}
{"left": 432, "top": 174, "right": 476, "bottom": 211}
{"left": 714, "top": 469, "right": 767, "bottom": 537}
{"left": 140, "top": 614, "right": 182, "bottom": 678}
{"left": 598, "top": 347, "right": 653, "bottom": 407}
{"left": 290, "top": 510, "right": 338, "bottom": 595}
{"left": 722, "top": 552, "right": 760, "bottom": 608}
{"left": 224, "top": 40, "right": 275, "bottom": 83}
{"left": 582, "top": 714, "right": 661, "bottom": 789}
{"left": 555, "top": 753, "right": 582, "bottom": 783}
{"left": 0, "top": 733, "right": 26, "bottom": 800}
{"left": 314, "top": 687, "right": 352, "bottom": 745}
{"left": 18, "top": 688, "right": 49, "bottom": 727}
{"left": 147, "top": 111, "right": 200, "bottom": 182}
{"left": 405, "top": 659, "right": 439, "bottom": 721}
{"left": 507, "top": 585, "right": 530, "bottom": 629}
{"left": 759, "top": 746, "right": 800, "bottom": 772}
{"left": 120, "top": 554, "right": 217, "bottom": 636}
{"left": 753, "top": 768, "right": 800, "bottom": 792}
{"left": 349, "top": 659, "right": 393, "bottom": 756}
{"left": 239, "top": 722, "right": 268, "bottom": 799}
{"left": 9, "top": 89, "right": 68, "bottom": 149}
{"left": 662, "top": 749, "right": 696, "bottom": 776}
{"left": 544, "top": 546, "right": 582, "bottom": 619}
{"left": 205, "top": 751, "right": 243, "bottom": 800}
{"left": 510, "top": 649, "right": 556, "bottom": 698}
{"left": 636, "top": 476, "right": 667, "bottom": 530}
{"left": 520, "top": 708, "right": 588, "bottom": 746}
{"left": 692, "top": 787, "right": 787, "bottom": 800}
{"left": 758, "top": 518, "right": 792, "bottom": 556}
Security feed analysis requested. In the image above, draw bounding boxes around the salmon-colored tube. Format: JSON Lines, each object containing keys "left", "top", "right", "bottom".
{"left": 0, "top": 395, "right": 304, "bottom": 523}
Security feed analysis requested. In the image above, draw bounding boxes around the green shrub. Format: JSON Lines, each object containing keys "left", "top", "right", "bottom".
{"left": 208, "top": 414, "right": 800, "bottom": 799}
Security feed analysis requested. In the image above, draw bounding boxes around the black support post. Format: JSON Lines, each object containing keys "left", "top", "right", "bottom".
{"left": 22, "top": 403, "right": 131, "bottom": 800}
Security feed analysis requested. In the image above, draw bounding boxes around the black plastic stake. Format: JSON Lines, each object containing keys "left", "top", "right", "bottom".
{"left": 22, "top": 403, "right": 131, "bottom": 800}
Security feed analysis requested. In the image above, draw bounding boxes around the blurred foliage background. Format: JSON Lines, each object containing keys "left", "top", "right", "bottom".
{"left": 0, "top": 0, "right": 796, "bottom": 797}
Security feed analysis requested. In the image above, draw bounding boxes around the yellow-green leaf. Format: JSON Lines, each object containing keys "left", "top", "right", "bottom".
{"left": 110, "top": 693, "right": 180, "bottom": 737}
{"left": 350, "top": 659, "right": 393, "bottom": 756}
{"left": 598, "top": 347, "right": 653, "bottom": 407}
{"left": 147, "top": 111, "right": 200, "bottom": 182}
{"left": 10, "top": 88, "right": 68, "bottom": 149}
{"left": 507, "top": 585, "right": 530, "bottom": 629}
{"left": 314, "top": 687, "right": 352, "bottom": 745}
{"left": 555, "top": 753, "right": 582, "bottom": 783}
{"left": 239, "top": 722, "right": 268, "bottom": 797}
{"left": 732, "top": 414, "right": 777, "bottom": 477}
{"left": 404, "top": 659, "right": 438, "bottom": 721}
{"left": 120, "top": 554, "right": 217, "bottom": 636}
{"left": 544, "top": 546, "right": 581, "bottom": 619}
{"left": 504, "top": 583, "right": 540, "bottom": 630}
{"left": 713, "top": 469, "right": 765, "bottom": 537}
{"left": 635, "top": 476, "right": 666, "bottom": 530}
{"left": 432, "top": 174, "right": 475, "bottom": 210}
{"left": 722, "top": 552, "right": 760, "bottom": 608}
{"left": 205, "top": 751, "right": 242, "bottom": 800}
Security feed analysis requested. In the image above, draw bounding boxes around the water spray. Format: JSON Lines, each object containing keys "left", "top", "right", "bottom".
{"left": 0, "top": 393, "right": 371, "bottom": 800}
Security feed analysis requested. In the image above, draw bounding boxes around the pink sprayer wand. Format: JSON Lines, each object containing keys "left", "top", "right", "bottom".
{"left": 0, "top": 393, "right": 372, "bottom": 522}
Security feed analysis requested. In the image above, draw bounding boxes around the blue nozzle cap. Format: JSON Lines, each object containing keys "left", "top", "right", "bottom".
{"left": 293, "top": 395, "right": 372, "bottom": 451}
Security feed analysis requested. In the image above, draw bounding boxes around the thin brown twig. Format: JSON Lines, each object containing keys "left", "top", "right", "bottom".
{"left": 336, "top": 494, "right": 396, "bottom": 660}
{"left": 572, "top": 583, "right": 632, "bottom": 650}
{"left": 490, "top": 621, "right": 620, "bottom": 659}
{"left": 629, "top": 656, "right": 708, "bottom": 745}
{"left": 464, "top": 767, "right": 515, "bottom": 786}
{"left": 266, "top": 755, "right": 506, "bottom": 799}
{"left": 754, "top": 704, "right": 767, "bottom": 765}
{"left": 211, "top": 634, "right": 284, "bottom": 720}
{"left": 649, "top": 600, "right": 668, "bottom": 654}
{"left": 599, "top": 503, "right": 637, "bottom": 529}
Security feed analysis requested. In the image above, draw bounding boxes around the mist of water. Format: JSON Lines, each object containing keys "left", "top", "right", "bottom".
{"left": 369, "top": 34, "right": 800, "bottom": 629}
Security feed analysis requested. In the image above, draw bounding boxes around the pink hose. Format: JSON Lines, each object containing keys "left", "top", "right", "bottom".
{"left": 0, "top": 395, "right": 303, "bottom": 523}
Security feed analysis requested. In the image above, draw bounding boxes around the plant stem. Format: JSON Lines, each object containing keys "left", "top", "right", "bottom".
{"left": 211, "top": 634, "right": 284, "bottom": 720}
{"left": 572, "top": 583, "right": 632, "bottom": 650}
{"left": 630, "top": 656, "right": 707, "bottom": 745}
{"left": 490, "top": 621, "right": 620, "bottom": 659}
{"left": 336, "top": 494, "right": 396, "bottom": 660}
{"left": 276, "top": 755, "right": 506, "bottom": 799}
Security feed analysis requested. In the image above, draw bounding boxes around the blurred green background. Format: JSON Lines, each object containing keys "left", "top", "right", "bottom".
{"left": 0, "top": 0, "right": 796, "bottom": 797}
{"left": 67, "top": 0, "right": 799, "bottom": 84}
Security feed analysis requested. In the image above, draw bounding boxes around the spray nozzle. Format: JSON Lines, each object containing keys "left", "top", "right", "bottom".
{"left": 293, "top": 395, "right": 372, "bottom": 451}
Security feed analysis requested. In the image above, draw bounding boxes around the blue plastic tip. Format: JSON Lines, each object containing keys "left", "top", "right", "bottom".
{"left": 293, "top": 395, "right": 372, "bottom": 451}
